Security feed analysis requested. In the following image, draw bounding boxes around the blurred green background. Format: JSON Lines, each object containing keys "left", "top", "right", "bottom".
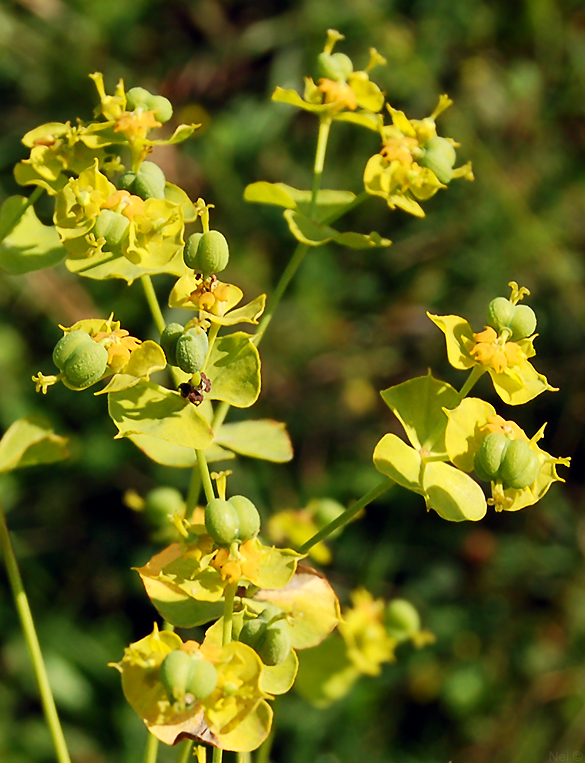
{"left": 1, "top": 0, "right": 585, "bottom": 761}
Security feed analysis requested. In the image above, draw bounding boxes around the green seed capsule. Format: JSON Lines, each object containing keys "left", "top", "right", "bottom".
{"left": 94, "top": 209, "right": 130, "bottom": 247}
{"left": 419, "top": 136, "right": 457, "bottom": 184}
{"left": 184, "top": 659, "right": 218, "bottom": 700}
{"left": 256, "top": 622, "right": 291, "bottom": 666}
{"left": 174, "top": 327, "right": 209, "bottom": 374}
{"left": 149, "top": 94, "right": 173, "bottom": 124}
{"left": 186, "top": 230, "right": 230, "bottom": 277}
{"left": 183, "top": 233, "right": 203, "bottom": 270}
{"left": 52, "top": 330, "right": 93, "bottom": 371}
{"left": 126, "top": 86, "right": 152, "bottom": 111}
{"left": 144, "top": 487, "right": 185, "bottom": 525}
{"left": 119, "top": 162, "right": 166, "bottom": 200}
{"left": 487, "top": 296, "right": 515, "bottom": 333}
{"left": 239, "top": 617, "right": 268, "bottom": 649}
{"left": 159, "top": 323, "right": 184, "bottom": 366}
{"left": 63, "top": 341, "right": 109, "bottom": 389}
{"left": 316, "top": 52, "right": 353, "bottom": 82}
{"left": 508, "top": 304, "right": 537, "bottom": 341}
{"left": 229, "top": 495, "right": 260, "bottom": 542}
{"left": 385, "top": 599, "right": 421, "bottom": 641}
{"left": 474, "top": 433, "right": 511, "bottom": 481}
{"left": 159, "top": 650, "right": 195, "bottom": 701}
{"left": 205, "top": 498, "right": 240, "bottom": 546}
{"left": 499, "top": 439, "right": 541, "bottom": 489}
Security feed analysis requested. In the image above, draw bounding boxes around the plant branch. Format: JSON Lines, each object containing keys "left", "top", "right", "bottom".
{"left": 143, "top": 731, "right": 159, "bottom": 763}
{"left": 299, "top": 477, "right": 394, "bottom": 553}
{"left": 196, "top": 450, "right": 216, "bottom": 503}
{"left": 141, "top": 275, "right": 166, "bottom": 335}
{"left": 0, "top": 499, "right": 72, "bottom": 763}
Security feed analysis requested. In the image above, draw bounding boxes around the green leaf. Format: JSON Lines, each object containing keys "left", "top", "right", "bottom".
{"left": 422, "top": 461, "right": 487, "bottom": 522}
{"left": 0, "top": 196, "right": 29, "bottom": 242}
{"left": 255, "top": 566, "right": 341, "bottom": 650}
{"left": 211, "top": 699, "right": 273, "bottom": 753}
{"left": 334, "top": 111, "right": 384, "bottom": 131}
{"left": 244, "top": 182, "right": 297, "bottom": 210}
{"left": 164, "top": 182, "right": 197, "bottom": 222}
{"left": 250, "top": 545, "right": 304, "bottom": 590}
{"left": 215, "top": 420, "right": 293, "bottom": 462}
{"left": 283, "top": 187, "right": 356, "bottom": 224}
{"left": 211, "top": 294, "right": 266, "bottom": 326}
{"left": 283, "top": 210, "right": 337, "bottom": 246}
{"left": 259, "top": 649, "right": 298, "bottom": 695}
{"left": 271, "top": 87, "right": 330, "bottom": 114}
{"left": 108, "top": 380, "right": 213, "bottom": 449}
{"left": 444, "top": 398, "right": 496, "bottom": 471}
{"left": 427, "top": 313, "right": 475, "bottom": 370}
{"left": 0, "top": 416, "right": 69, "bottom": 473}
{"left": 148, "top": 123, "right": 199, "bottom": 146}
{"left": 334, "top": 230, "right": 391, "bottom": 249}
{"left": 380, "top": 374, "right": 460, "bottom": 451}
{"left": 128, "top": 434, "right": 234, "bottom": 467}
{"left": 295, "top": 634, "right": 359, "bottom": 708}
{"left": 66, "top": 247, "right": 188, "bottom": 284}
{"left": 489, "top": 362, "right": 558, "bottom": 406}
{"left": 0, "top": 203, "right": 66, "bottom": 274}
{"left": 372, "top": 433, "right": 423, "bottom": 493}
{"left": 206, "top": 333, "right": 261, "bottom": 408}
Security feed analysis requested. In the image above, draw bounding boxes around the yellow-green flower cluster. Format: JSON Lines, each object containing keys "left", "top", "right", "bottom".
{"left": 364, "top": 96, "right": 474, "bottom": 217}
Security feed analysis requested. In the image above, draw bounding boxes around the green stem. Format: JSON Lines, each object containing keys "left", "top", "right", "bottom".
{"left": 176, "top": 739, "right": 195, "bottom": 763}
{"left": 457, "top": 365, "right": 486, "bottom": 400}
{"left": 0, "top": 500, "right": 72, "bottom": 763}
{"left": 311, "top": 117, "right": 332, "bottom": 208}
{"left": 201, "top": 321, "right": 220, "bottom": 374}
{"left": 186, "top": 464, "right": 203, "bottom": 516}
{"left": 299, "top": 477, "right": 394, "bottom": 553}
{"left": 141, "top": 275, "right": 167, "bottom": 335}
{"left": 197, "top": 450, "right": 215, "bottom": 503}
{"left": 236, "top": 753, "right": 251, "bottom": 763}
{"left": 212, "top": 748, "right": 222, "bottom": 763}
{"left": 211, "top": 400, "right": 230, "bottom": 431}
{"left": 222, "top": 581, "right": 238, "bottom": 646}
{"left": 143, "top": 731, "right": 159, "bottom": 763}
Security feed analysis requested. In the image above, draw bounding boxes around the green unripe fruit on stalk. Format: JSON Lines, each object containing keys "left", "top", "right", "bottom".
{"left": 474, "top": 433, "right": 510, "bottom": 482}
{"left": 174, "top": 327, "right": 209, "bottom": 374}
{"left": 240, "top": 611, "right": 291, "bottom": 666}
{"left": 498, "top": 439, "right": 541, "bottom": 489}
{"left": 52, "top": 330, "right": 93, "bottom": 371}
{"left": 419, "top": 136, "right": 456, "bottom": 184}
{"left": 205, "top": 498, "right": 240, "bottom": 546}
{"left": 159, "top": 650, "right": 218, "bottom": 703}
{"left": 487, "top": 298, "right": 537, "bottom": 340}
{"left": 63, "top": 340, "right": 109, "bottom": 389}
{"left": 119, "top": 161, "right": 166, "bottom": 200}
{"left": 94, "top": 209, "right": 130, "bottom": 247}
{"left": 229, "top": 495, "right": 261, "bottom": 542}
{"left": 385, "top": 599, "right": 421, "bottom": 641}
{"left": 317, "top": 52, "right": 353, "bottom": 82}
{"left": 159, "top": 323, "right": 184, "bottom": 367}
{"left": 126, "top": 87, "right": 173, "bottom": 123}
{"left": 184, "top": 231, "right": 229, "bottom": 277}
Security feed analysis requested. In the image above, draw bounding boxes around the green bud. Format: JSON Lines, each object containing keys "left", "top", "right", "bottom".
{"left": 185, "top": 230, "right": 229, "bottom": 277}
{"left": 385, "top": 599, "right": 421, "bottom": 641}
{"left": 474, "top": 432, "right": 510, "bottom": 482}
{"left": 205, "top": 498, "right": 240, "bottom": 546}
{"left": 508, "top": 304, "right": 537, "bottom": 341}
{"left": 94, "top": 209, "right": 130, "bottom": 247}
{"left": 499, "top": 439, "right": 541, "bottom": 489}
{"left": 419, "top": 136, "right": 456, "bottom": 184}
{"left": 228, "top": 495, "right": 261, "bottom": 542}
{"left": 183, "top": 233, "right": 203, "bottom": 270}
{"left": 52, "top": 330, "right": 93, "bottom": 371}
{"left": 174, "top": 327, "right": 209, "bottom": 374}
{"left": 317, "top": 52, "right": 353, "bottom": 82}
{"left": 184, "top": 659, "right": 218, "bottom": 700}
{"left": 159, "top": 323, "right": 184, "bottom": 367}
{"left": 63, "top": 340, "right": 109, "bottom": 389}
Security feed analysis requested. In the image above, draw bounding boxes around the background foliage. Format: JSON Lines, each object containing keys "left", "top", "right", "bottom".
{"left": 1, "top": 0, "right": 584, "bottom": 761}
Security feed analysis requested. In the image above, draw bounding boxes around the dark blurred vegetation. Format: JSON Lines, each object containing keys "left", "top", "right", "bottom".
{"left": 1, "top": 0, "right": 585, "bottom": 761}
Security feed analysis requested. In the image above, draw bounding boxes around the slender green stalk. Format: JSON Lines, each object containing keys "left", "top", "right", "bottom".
{"left": 311, "top": 117, "right": 332, "bottom": 208}
{"left": 0, "top": 500, "right": 71, "bottom": 763}
{"left": 201, "top": 322, "right": 220, "bottom": 374}
{"left": 299, "top": 477, "right": 394, "bottom": 553}
{"left": 197, "top": 450, "right": 215, "bottom": 503}
{"left": 143, "top": 731, "right": 159, "bottom": 763}
{"left": 222, "top": 582, "right": 238, "bottom": 646}
{"left": 197, "top": 746, "right": 207, "bottom": 763}
{"left": 458, "top": 364, "right": 486, "bottom": 400}
{"left": 212, "top": 747, "right": 222, "bottom": 763}
{"left": 236, "top": 753, "right": 251, "bottom": 763}
{"left": 141, "top": 275, "right": 167, "bottom": 335}
{"left": 254, "top": 242, "right": 309, "bottom": 343}
{"left": 176, "top": 739, "right": 195, "bottom": 763}
{"left": 186, "top": 464, "right": 203, "bottom": 516}
{"left": 211, "top": 400, "right": 230, "bottom": 431}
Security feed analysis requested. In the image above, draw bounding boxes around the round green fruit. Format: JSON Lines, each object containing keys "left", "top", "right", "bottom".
{"left": 419, "top": 136, "right": 456, "bottom": 184}
{"left": 144, "top": 487, "right": 185, "bottom": 524}
{"left": 385, "top": 599, "right": 420, "bottom": 641}
{"left": 159, "top": 649, "right": 195, "bottom": 701}
{"left": 184, "top": 659, "right": 218, "bottom": 700}
{"left": 94, "top": 210, "right": 130, "bottom": 247}
{"left": 159, "top": 323, "right": 184, "bottom": 367}
{"left": 499, "top": 439, "right": 541, "bottom": 489}
{"left": 185, "top": 230, "right": 229, "bottom": 277}
{"left": 474, "top": 432, "right": 510, "bottom": 482}
{"left": 52, "top": 330, "right": 93, "bottom": 371}
{"left": 174, "top": 328, "right": 209, "bottom": 374}
{"left": 63, "top": 341, "right": 109, "bottom": 389}
{"left": 316, "top": 52, "right": 353, "bottom": 82}
{"left": 205, "top": 498, "right": 240, "bottom": 546}
{"left": 228, "top": 495, "right": 260, "bottom": 542}
{"left": 508, "top": 304, "right": 537, "bottom": 341}
{"left": 149, "top": 94, "right": 173, "bottom": 123}
{"left": 126, "top": 87, "right": 152, "bottom": 111}
{"left": 256, "top": 622, "right": 291, "bottom": 666}
{"left": 183, "top": 233, "right": 203, "bottom": 270}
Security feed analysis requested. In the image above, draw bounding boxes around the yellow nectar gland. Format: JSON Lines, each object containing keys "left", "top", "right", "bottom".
{"left": 92, "top": 328, "right": 141, "bottom": 372}
{"left": 114, "top": 110, "right": 161, "bottom": 140}
{"left": 317, "top": 79, "right": 358, "bottom": 110}
{"left": 481, "top": 415, "right": 528, "bottom": 442}
{"left": 470, "top": 326, "right": 524, "bottom": 374}
{"left": 380, "top": 136, "right": 419, "bottom": 166}
{"left": 211, "top": 540, "right": 262, "bottom": 584}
